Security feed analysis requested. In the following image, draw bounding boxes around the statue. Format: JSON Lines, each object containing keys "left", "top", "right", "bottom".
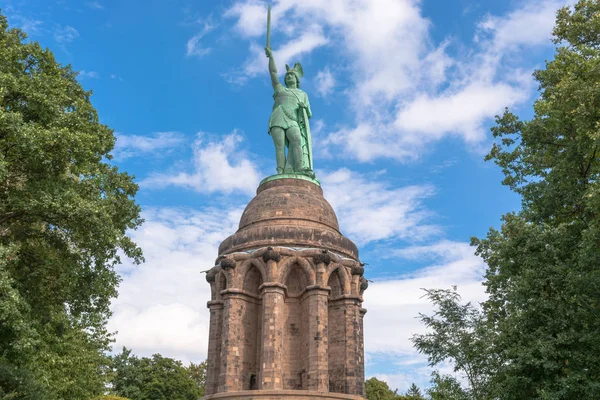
{"left": 265, "top": 5, "right": 315, "bottom": 178}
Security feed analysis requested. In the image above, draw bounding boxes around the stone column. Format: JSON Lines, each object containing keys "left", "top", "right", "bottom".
{"left": 259, "top": 283, "right": 286, "bottom": 389}
{"left": 306, "top": 285, "right": 330, "bottom": 391}
{"left": 340, "top": 298, "right": 362, "bottom": 395}
{"left": 358, "top": 307, "right": 367, "bottom": 397}
{"left": 205, "top": 300, "right": 224, "bottom": 395}
{"left": 218, "top": 292, "right": 245, "bottom": 392}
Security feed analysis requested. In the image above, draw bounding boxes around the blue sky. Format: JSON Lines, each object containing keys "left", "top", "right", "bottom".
{"left": 4, "top": 0, "right": 572, "bottom": 392}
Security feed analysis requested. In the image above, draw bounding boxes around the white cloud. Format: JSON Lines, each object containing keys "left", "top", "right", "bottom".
{"left": 113, "top": 131, "right": 186, "bottom": 160}
{"left": 372, "top": 360, "right": 459, "bottom": 394}
{"left": 225, "top": 0, "right": 564, "bottom": 162}
{"left": 320, "top": 169, "right": 439, "bottom": 244}
{"left": 8, "top": 15, "right": 43, "bottom": 34}
{"left": 477, "top": 0, "right": 571, "bottom": 51}
{"left": 224, "top": 0, "right": 267, "bottom": 37}
{"left": 78, "top": 70, "right": 100, "bottom": 79}
{"left": 314, "top": 68, "right": 335, "bottom": 97}
{"left": 109, "top": 206, "right": 243, "bottom": 361}
{"left": 186, "top": 22, "right": 215, "bottom": 57}
{"left": 226, "top": 0, "right": 432, "bottom": 98}
{"left": 141, "top": 131, "right": 261, "bottom": 196}
{"left": 363, "top": 240, "right": 487, "bottom": 389}
{"left": 86, "top": 1, "right": 104, "bottom": 10}
{"left": 235, "top": 26, "right": 328, "bottom": 81}
{"left": 53, "top": 25, "right": 79, "bottom": 45}
{"left": 323, "top": 123, "right": 418, "bottom": 163}
{"left": 394, "top": 80, "right": 531, "bottom": 143}
{"left": 361, "top": 240, "right": 487, "bottom": 391}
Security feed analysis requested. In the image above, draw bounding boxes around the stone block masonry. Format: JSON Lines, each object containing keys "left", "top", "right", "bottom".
{"left": 203, "top": 179, "right": 368, "bottom": 400}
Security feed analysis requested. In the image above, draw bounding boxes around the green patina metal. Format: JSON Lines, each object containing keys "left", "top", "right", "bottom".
{"left": 259, "top": 173, "right": 321, "bottom": 187}
{"left": 264, "top": 4, "right": 316, "bottom": 181}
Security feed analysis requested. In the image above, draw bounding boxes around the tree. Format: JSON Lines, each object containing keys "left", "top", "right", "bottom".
{"left": 111, "top": 348, "right": 202, "bottom": 400}
{"left": 0, "top": 11, "right": 142, "bottom": 399}
{"left": 426, "top": 372, "right": 469, "bottom": 400}
{"left": 187, "top": 360, "right": 207, "bottom": 396}
{"left": 411, "top": 289, "right": 495, "bottom": 400}
{"left": 405, "top": 383, "right": 425, "bottom": 399}
{"left": 472, "top": 0, "right": 600, "bottom": 398}
{"left": 365, "top": 377, "right": 403, "bottom": 400}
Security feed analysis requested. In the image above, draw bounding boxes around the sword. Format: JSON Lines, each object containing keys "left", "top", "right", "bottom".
{"left": 266, "top": 4, "right": 271, "bottom": 49}
{"left": 302, "top": 107, "right": 313, "bottom": 171}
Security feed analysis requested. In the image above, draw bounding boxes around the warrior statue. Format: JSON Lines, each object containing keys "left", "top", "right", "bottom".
{"left": 265, "top": 5, "right": 314, "bottom": 178}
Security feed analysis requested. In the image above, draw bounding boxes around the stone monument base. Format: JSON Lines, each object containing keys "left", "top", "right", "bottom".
{"left": 203, "top": 390, "right": 364, "bottom": 400}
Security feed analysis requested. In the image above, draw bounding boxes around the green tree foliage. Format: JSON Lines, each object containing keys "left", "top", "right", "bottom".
{"left": 187, "top": 360, "right": 207, "bottom": 396}
{"left": 365, "top": 377, "right": 403, "bottom": 400}
{"left": 111, "top": 348, "right": 202, "bottom": 400}
{"left": 471, "top": 0, "right": 600, "bottom": 398}
{"left": 411, "top": 289, "right": 494, "bottom": 400}
{"left": 426, "top": 372, "right": 469, "bottom": 400}
{"left": 0, "top": 11, "right": 142, "bottom": 399}
{"left": 405, "top": 382, "right": 425, "bottom": 399}
{"left": 414, "top": 3, "right": 600, "bottom": 398}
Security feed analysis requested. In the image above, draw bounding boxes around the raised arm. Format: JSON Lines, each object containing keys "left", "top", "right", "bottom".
{"left": 265, "top": 47, "right": 280, "bottom": 89}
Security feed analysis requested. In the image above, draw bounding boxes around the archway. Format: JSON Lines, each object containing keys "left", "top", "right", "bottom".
{"left": 328, "top": 267, "right": 346, "bottom": 393}
{"left": 240, "top": 265, "right": 263, "bottom": 390}
{"left": 282, "top": 263, "right": 310, "bottom": 389}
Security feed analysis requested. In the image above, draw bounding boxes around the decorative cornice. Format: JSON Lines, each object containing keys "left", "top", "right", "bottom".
{"left": 262, "top": 246, "right": 281, "bottom": 262}
{"left": 220, "top": 257, "right": 236, "bottom": 270}
{"left": 259, "top": 282, "right": 287, "bottom": 292}
{"left": 206, "top": 266, "right": 220, "bottom": 283}
{"left": 312, "top": 249, "right": 332, "bottom": 266}
{"left": 219, "top": 246, "right": 355, "bottom": 264}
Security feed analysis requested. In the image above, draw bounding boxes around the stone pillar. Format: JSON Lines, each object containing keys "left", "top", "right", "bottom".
{"left": 358, "top": 307, "right": 367, "bottom": 397}
{"left": 341, "top": 298, "right": 363, "bottom": 395}
{"left": 259, "top": 283, "right": 285, "bottom": 389}
{"left": 218, "top": 292, "right": 245, "bottom": 392}
{"left": 306, "top": 286, "right": 330, "bottom": 391}
{"left": 205, "top": 300, "right": 223, "bottom": 396}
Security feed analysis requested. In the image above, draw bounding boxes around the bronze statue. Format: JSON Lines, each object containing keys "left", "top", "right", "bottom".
{"left": 265, "top": 5, "right": 314, "bottom": 178}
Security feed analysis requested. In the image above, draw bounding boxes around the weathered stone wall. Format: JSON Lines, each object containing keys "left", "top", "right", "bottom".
{"left": 240, "top": 296, "right": 261, "bottom": 390}
{"left": 204, "top": 178, "right": 367, "bottom": 400}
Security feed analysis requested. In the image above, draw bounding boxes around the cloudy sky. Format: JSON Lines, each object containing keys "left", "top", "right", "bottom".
{"left": 4, "top": 0, "right": 572, "bottom": 392}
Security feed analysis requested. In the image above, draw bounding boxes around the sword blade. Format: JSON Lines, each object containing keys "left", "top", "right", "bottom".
{"left": 266, "top": 4, "right": 271, "bottom": 48}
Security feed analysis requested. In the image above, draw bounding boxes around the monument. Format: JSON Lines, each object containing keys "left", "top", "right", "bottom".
{"left": 202, "top": 6, "right": 368, "bottom": 399}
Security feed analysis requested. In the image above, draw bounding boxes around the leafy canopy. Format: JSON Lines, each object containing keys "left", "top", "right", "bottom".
{"left": 411, "top": 289, "right": 494, "bottom": 400}
{"left": 0, "top": 10, "right": 142, "bottom": 399}
{"left": 474, "top": 1, "right": 600, "bottom": 398}
{"left": 413, "top": 1, "right": 600, "bottom": 399}
{"left": 111, "top": 348, "right": 203, "bottom": 400}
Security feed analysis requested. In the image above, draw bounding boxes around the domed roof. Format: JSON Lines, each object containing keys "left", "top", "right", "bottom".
{"left": 238, "top": 178, "right": 339, "bottom": 232}
{"left": 218, "top": 178, "right": 358, "bottom": 259}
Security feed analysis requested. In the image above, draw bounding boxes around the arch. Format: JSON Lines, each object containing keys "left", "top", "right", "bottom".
{"left": 327, "top": 265, "right": 347, "bottom": 393}
{"left": 328, "top": 268, "right": 344, "bottom": 299}
{"left": 324, "top": 263, "right": 351, "bottom": 296}
{"left": 243, "top": 265, "right": 264, "bottom": 296}
{"left": 278, "top": 256, "right": 316, "bottom": 286}
{"left": 238, "top": 259, "right": 268, "bottom": 289}
{"left": 281, "top": 261, "right": 310, "bottom": 390}
{"left": 236, "top": 262, "right": 264, "bottom": 391}
{"left": 285, "top": 263, "right": 309, "bottom": 297}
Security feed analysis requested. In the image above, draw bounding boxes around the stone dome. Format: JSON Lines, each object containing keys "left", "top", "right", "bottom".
{"left": 218, "top": 178, "right": 358, "bottom": 258}
{"left": 239, "top": 178, "right": 340, "bottom": 232}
